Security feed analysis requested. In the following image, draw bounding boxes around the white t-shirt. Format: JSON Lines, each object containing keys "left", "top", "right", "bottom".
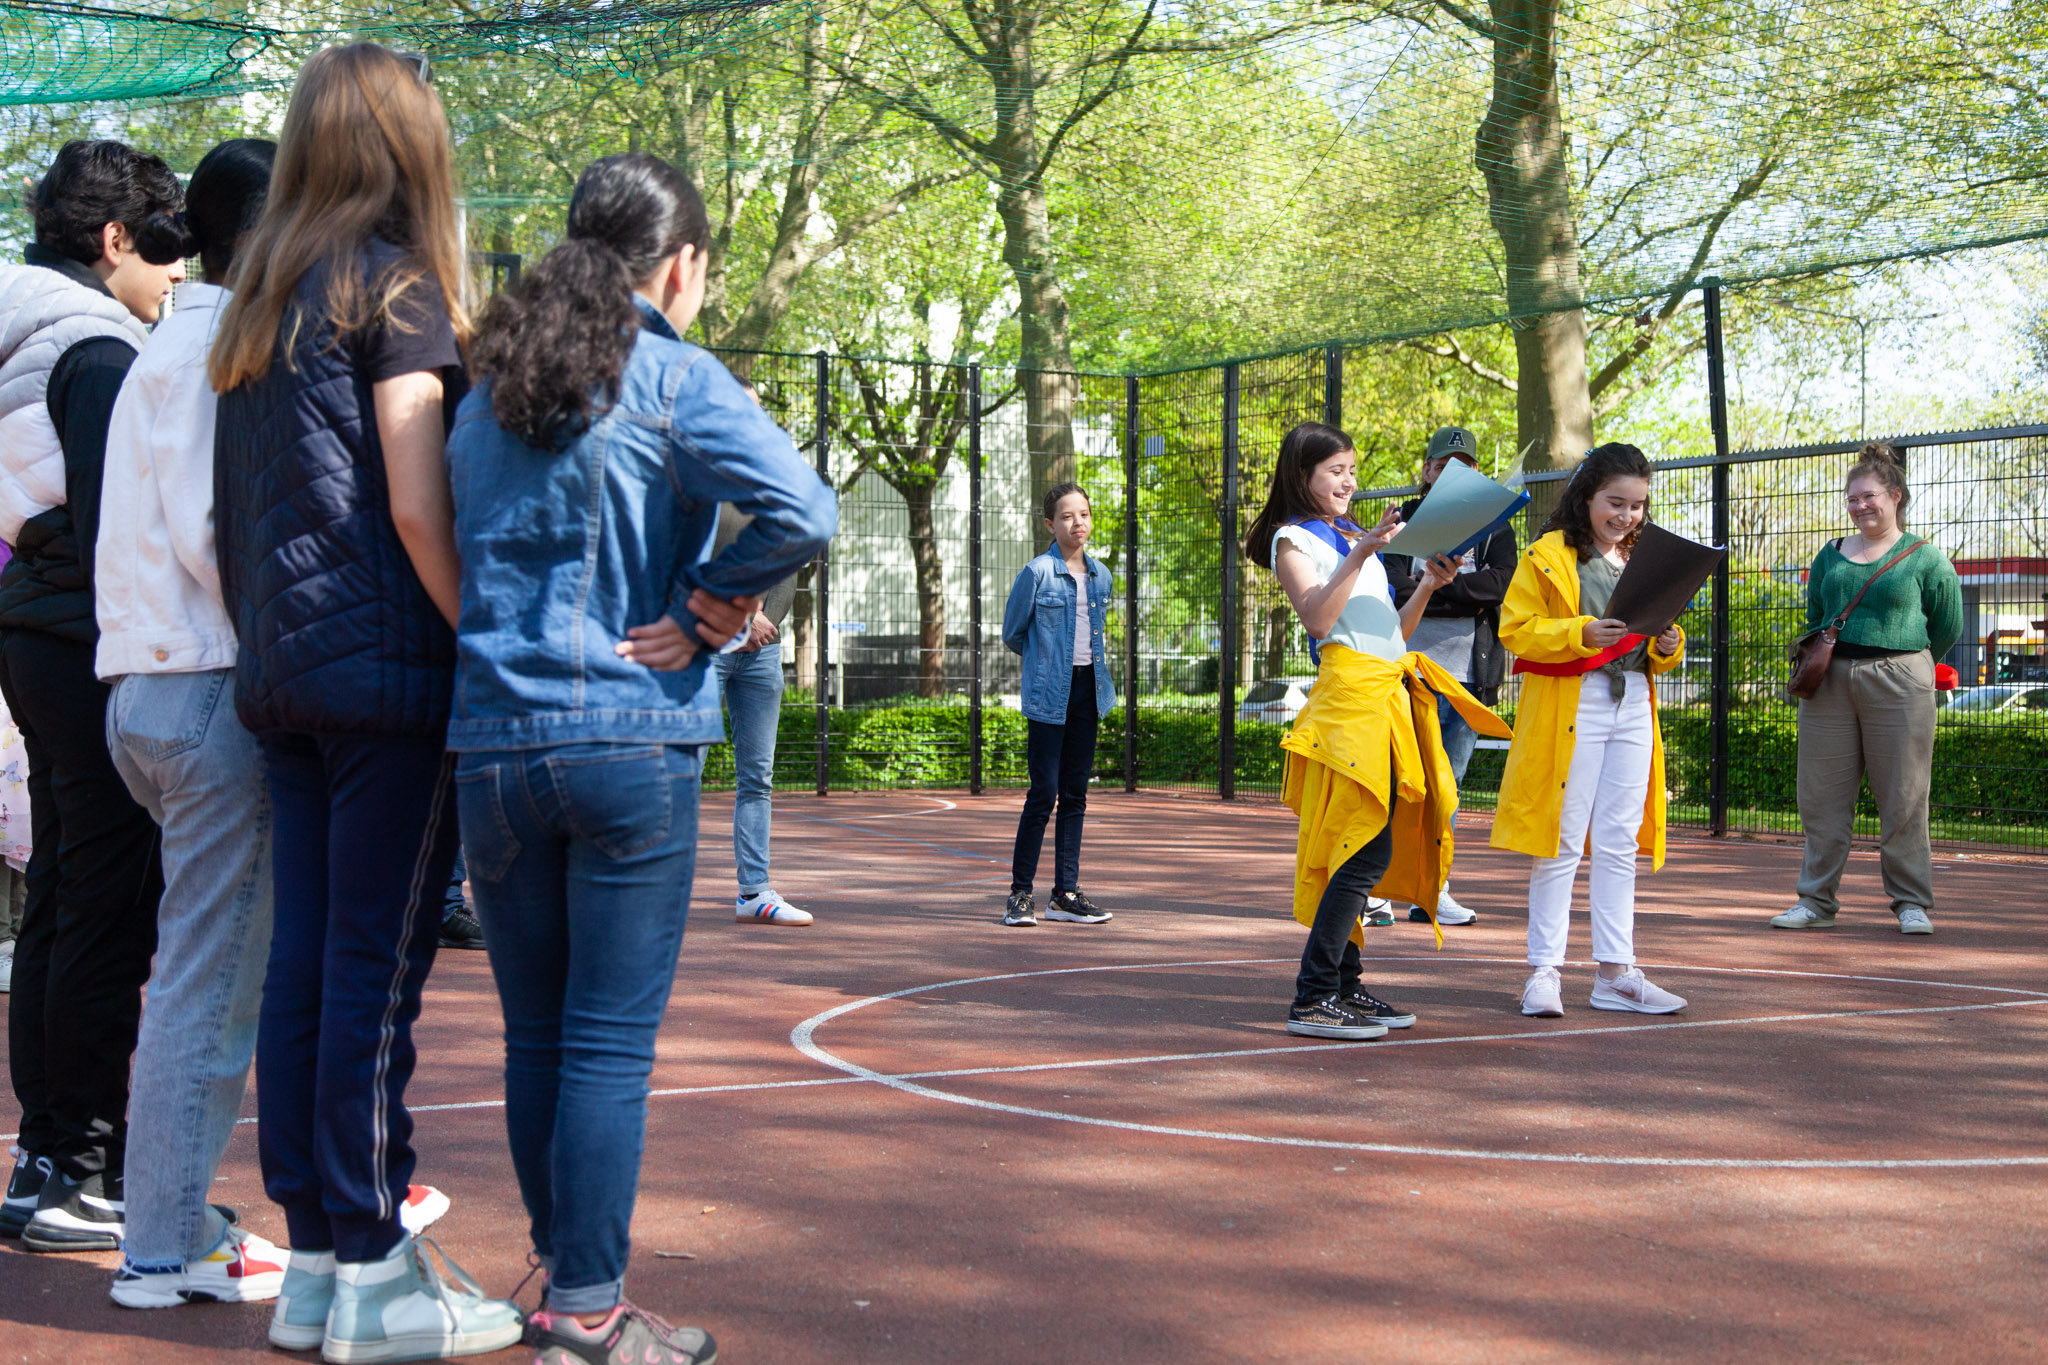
{"left": 1272, "top": 523, "right": 1406, "bottom": 663}
{"left": 1066, "top": 560, "right": 1091, "bottom": 666}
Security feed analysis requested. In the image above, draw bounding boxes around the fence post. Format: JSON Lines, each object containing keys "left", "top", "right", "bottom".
{"left": 1123, "top": 375, "right": 1140, "bottom": 793}
{"left": 968, "top": 365, "right": 984, "bottom": 797}
{"left": 1323, "top": 344, "right": 1342, "bottom": 428}
{"left": 1702, "top": 281, "right": 1731, "bottom": 837}
{"left": 1220, "top": 363, "right": 1240, "bottom": 800}
{"left": 813, "top": 351, "right": 832, "bottom": 796}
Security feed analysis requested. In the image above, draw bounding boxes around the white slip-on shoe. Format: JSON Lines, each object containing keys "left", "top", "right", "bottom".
{"left": 1898, "top": 907, "right": 1935, "bottom": 935}
{"left": 736, "top": 890, "right": 812, "bottom": 925}
{"left": 1770, "top": 904, "right": 1836, "bottom": 929}
{"left": 1590, "top": 966, "right": 1687, "bottom": 1014}
{"left": 1520, "top": 967, "right": 1564, "bottom": 1018}
{"left": 111, "top": 1223, "right": 287, "bottom": 1309}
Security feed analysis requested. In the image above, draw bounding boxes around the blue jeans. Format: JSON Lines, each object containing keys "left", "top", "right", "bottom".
{"left": 1438, "top": 693, "right": 1477, "bottom": 786}
{"left": 456, "top": 743, "right": 704, "bottom": 1315}
{"left": 712, "top": 641, "right": 781, "bottom": 895}
{"left": 106, "top": 670, "right": 271, "bottom": 1265}
{"left": 256, "top": 733, "right": 459, "bottom": 1263}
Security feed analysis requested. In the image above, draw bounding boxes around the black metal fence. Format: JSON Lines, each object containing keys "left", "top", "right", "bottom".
{"left": 706, "top": 342, "right": 2048, "bottom": 856}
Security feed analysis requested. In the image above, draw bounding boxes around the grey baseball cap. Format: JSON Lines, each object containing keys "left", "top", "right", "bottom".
{"left": 1425, "top": 426, "right": 1479, "bottom": 464}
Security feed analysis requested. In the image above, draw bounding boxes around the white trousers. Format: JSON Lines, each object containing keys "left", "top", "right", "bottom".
{"left": 1526, "top": 670, "right": 1654, "bottom": 968}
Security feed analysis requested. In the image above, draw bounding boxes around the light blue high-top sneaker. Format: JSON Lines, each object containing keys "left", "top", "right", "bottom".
{"left": 270, "top": 1249, "right": 337, "bottom": 1350}
{"left": 322, "top": 1235, "right": 523, "bottom": 1363}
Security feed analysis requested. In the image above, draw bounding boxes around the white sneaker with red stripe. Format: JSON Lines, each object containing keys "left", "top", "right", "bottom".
{"left": 399, "top": 1184, "right": 450, "bottom": 1236}
{"left": 735, "top": 890, "right": 812, "bottom": 925}
{"left": 110, "top": 1223, "right": 288, "bottom": 1308}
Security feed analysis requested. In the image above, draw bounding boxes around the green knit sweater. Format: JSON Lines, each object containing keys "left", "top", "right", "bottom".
{"left": 1803, "top": 533, "right": 1964, "bottom": 658}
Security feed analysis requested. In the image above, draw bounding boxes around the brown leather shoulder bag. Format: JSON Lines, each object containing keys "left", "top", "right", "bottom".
{"left": 1787, "top": 538, "right": 1925, "bottom": 700}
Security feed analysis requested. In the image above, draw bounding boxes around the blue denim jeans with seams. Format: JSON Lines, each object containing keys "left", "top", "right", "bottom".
{"left": 712, "top": 640, "right": 782, "bottom": 896}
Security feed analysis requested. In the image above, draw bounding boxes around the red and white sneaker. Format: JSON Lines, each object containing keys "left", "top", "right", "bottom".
{"left": 399, "top": 1184, "right": 450, "bottom": 1236}
{"left": 110, "top": 1224, "right": 287, "bottom": 1308}
{"left": 735, "top": 890, "right": 811, "bottom": 926}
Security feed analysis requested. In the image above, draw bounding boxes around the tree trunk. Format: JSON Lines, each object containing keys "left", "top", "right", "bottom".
{"left": 904, "top": 485, "right": 947, "bottom": 699}
{"left": 1261, "top": 604, "right": 1291, "bottom": 681}
{"left": 790, "top": 563, "right": 818, "bottom": 693}
{"left": 1477, "top": 0, "right": 1592, "bottom": 506}
{"left": 995, "top": 177, "right": 1081, "bottom": 500}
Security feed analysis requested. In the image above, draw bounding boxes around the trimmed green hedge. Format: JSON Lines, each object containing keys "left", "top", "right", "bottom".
{"left": 721, "top": 699, "right": 2048, "bottom": 831}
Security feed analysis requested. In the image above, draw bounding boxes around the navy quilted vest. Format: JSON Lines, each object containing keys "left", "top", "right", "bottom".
{"left": 214, "top": 247, "right": 456, "bottom": 739}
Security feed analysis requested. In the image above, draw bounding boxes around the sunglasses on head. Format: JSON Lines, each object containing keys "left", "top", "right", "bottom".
{"left": 395, "top": 50, "right": 431, "bottom": 84}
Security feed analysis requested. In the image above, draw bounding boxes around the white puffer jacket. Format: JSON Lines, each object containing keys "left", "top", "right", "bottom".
{"left": 0, "top": 262, "right": 150, "bottom": 544}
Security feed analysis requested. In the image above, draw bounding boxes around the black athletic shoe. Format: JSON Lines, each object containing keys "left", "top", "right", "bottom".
{"left": 1045, "top": 890, "right": 1112, "bottom": 924}
{"left": 439, "top": 908, "right": 487, "bottom": 950}
{"left": 1341, "top": 987, "right": 1417, "bottom": 1029}
{"left": 23, "top": 1168, "right": 123, "bottom": 1252}
{"left": 1, "top": 1148, "right": 52, "bottom": 1237}
{"left": 1286, "top": 996, "right": 1389, "bottom": 1040}
{"left": 1002, "top": 891, "right": 1037, "bottom": 927}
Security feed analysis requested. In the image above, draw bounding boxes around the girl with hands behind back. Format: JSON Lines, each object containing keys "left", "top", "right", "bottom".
{"left": 1490, "top": 443, "right": 1688, "bottom": 1020}
{"left": 1245, "top": 423, "right": 1510, "bottom": 1043}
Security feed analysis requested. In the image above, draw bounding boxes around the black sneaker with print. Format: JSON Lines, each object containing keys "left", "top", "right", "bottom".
{"left": 1340, "top": 987, "right": 1417, "bottom": 1029}
{"left": 1045, "top": 890, "right": 1112, "bottom": 924}
{"left": 1002, "top": 891, "right": 1037, "bottom": 927}
{"left": 1286, "top": 996, "right": 1389, "bottom": 1041}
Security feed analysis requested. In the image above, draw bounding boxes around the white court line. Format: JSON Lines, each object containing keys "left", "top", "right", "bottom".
{"left": 843, "top": 797, "right": 959, "bottom": 820}
{"left": 789, "top": 956, "right": 2048, "bottom": 1169}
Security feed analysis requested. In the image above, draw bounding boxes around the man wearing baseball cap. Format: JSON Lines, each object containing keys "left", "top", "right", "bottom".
{"left": 1382, "top": 425, "right": 1516, "bottom": 926}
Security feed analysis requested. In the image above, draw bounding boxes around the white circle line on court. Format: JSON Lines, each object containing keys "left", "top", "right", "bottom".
{"left": 787, "top": 955, "right": 2048, "bottom": 1169}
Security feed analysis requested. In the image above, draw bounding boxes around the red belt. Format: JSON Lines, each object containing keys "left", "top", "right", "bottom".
{"left": 1511, "top": 634, "right": 1647, "bottom": 677}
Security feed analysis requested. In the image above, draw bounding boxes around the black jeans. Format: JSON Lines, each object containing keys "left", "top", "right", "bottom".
{"left": 1010, "top": 665, "right": 1098, "bottom": 895}
{"left": 1293, "top": 821, "right": 1394, "bottom": 1007}
{"left": 0, "top": 629, "right": 163, "bottom": 1180}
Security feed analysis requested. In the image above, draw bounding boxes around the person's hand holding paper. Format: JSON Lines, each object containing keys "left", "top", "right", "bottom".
{"left": 1377, "top": 460, "right": 1530, "bottom": 560}
{"left": 1603, "top": 522, "right": 1726, "bottom": 637}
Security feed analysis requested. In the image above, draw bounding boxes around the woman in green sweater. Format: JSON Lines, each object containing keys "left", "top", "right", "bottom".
{"left": 1772, "top": 443, "right": 1963, "bottom": 935}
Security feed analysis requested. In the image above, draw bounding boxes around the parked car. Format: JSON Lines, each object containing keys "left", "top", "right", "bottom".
{"left": 1936, "top": 684, "right": 2048, "bottom": 723}
{"left": 1239, "top": 677, "right": 1316, "bottom": 725}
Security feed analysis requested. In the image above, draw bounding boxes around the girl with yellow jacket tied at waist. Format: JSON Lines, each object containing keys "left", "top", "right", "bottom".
{"left": 1491, "top": 443, "right": 1689, "bottom": 1020}
{"left": 1246, "top": 422, "right": 1511, "bottom": 1043}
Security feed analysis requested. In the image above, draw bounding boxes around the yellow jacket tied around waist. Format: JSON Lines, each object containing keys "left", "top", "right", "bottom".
{"left": 1281, "top": 646, "right": 1511, "bottom": 949}
{"left": 1487, "top": 529, "right": 1686, "bottom": 869}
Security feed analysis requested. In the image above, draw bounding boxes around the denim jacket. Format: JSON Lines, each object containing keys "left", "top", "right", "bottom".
{"left": 446, "top": 300, "right": 836, "bottom": 751}
{"left": 1002, "top": 547, "right": 1117, "bottom": 724}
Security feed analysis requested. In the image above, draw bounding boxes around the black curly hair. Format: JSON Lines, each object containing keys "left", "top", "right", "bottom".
{"left": 470, "top": 153, "right": 710, "bottom": 451}
{"left": 32, "top": 139, "right": 183, "bottom": 267}
{"left": 1540, "top": 441, "right": 1655, "bottom": 559}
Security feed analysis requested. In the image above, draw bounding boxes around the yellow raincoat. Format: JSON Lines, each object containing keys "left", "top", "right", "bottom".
{"left": 1488, "top": 530, "right": 1685, "bottom": 869}
{"left": 1281, "top": 646, "right": 1511, "bottom": 949}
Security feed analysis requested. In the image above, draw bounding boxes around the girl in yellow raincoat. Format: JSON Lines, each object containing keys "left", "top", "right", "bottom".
{"left": 1489, "top": 443, "right": 1688, "bottom": 1019}
{"left": 1246, "top": 422, "right": 1512, "bottom": 1041}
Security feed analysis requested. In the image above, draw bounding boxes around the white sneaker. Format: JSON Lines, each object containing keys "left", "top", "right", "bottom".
{"left": 111, "top": 1223, "right": 287, "bottom": 1308}
{"left": 1409, "top": 890, "right": 1476, "bottom": 926}
{"left": 323, "top": 1235, "right": 523, "bottom": 1363}
{"left": 1769, "top": 904, "right": 1836, "bottom": 929}
{"left": 398, "top": 1184, "right": 449, "bottom": 1237}
{"left": 1520, "top": 967, "right": 1564, "bottom": 1017}
{"left": 737, "top": 890, "right": 812, "bottom": 925}
{"left": 1898, "top": 907, "right": 1934, "bottom": 935}
{"left": 1362, "top": 897, "right": 1394, "bottom": 928}
{"left": 269, "top": 1249, "right": 337, "bottom": 1351}
{"left": 1589, "top": 966, "right": 1687, "bottom": 1014}
{"left": 0, "top": 938, "right": 13, "bottom": 992}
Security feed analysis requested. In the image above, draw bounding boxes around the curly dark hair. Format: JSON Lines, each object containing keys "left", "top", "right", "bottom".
{"left": 470, "top": 153, "right": 710, "bottom": 451}
{"left": 32, "top": 139, "right": 183, "bottom": 267}
{"left": 1541, "top": 441, "right": 1655, "bottom": 559}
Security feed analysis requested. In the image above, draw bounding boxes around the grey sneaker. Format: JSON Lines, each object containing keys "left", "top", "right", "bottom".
{"left": 1589, "top": 967, "right": 1687, "bottom": 1015}
{"left": 527, "top": 1300, "right": 717, "bottom": 1365}
{"left": 323, "top": 1235, "right": 523, "bottom": 1362}
{"left": 1002, "top": 891, "right": 1036, "bottom": 927}
{"left": 269, "top": 1249, "right": 336, "bottom": 1351}
{"left": 1898, "top": 907, "right": 1934, "bottom": 935}
{"left": 1769, "top": 904, "right": 1836, "bottom": 929}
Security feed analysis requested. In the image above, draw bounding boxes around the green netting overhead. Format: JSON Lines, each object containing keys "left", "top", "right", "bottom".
{"left": 3, "top": 0, "right": 2044, "bottom": 370}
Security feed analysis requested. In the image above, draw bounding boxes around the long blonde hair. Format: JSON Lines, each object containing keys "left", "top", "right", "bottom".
{"left": 210, "top": 43, "right": 468, "bottom": 392}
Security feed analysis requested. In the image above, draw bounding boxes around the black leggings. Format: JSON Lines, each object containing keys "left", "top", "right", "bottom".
{"left": 1292, "top": 822, "right": 1394, "bottom": 1007}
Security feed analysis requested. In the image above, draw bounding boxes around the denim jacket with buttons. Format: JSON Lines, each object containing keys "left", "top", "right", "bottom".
{"left": 1002, "top": 547, "right": 1117, "bottom": 724}
{"left": 446, "top": 300, "right": 836, "bottom": 751}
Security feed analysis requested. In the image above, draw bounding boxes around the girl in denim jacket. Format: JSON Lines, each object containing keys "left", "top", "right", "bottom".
{"left": 999, "top": 483, "right": 1117, "bottom": 927}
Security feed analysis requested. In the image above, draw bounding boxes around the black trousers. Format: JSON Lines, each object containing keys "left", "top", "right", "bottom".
{"left": 1293, "top": 821, "right": 1394, "bottom": 1007}
{"left": 1010, "top": 665, "right": 1098, "bottom": 895}
{"left": 0, "top": 629, "right": 163, "bottom": 1180}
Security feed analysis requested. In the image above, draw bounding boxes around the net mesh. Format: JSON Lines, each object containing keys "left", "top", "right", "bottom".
{"left": 3, "top": 0, "right": 2044, "bottom": 370}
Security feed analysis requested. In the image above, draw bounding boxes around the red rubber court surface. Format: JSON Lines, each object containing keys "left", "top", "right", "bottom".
{"left": 4, "top": 791, "right": 2046, "bottom": 1363}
